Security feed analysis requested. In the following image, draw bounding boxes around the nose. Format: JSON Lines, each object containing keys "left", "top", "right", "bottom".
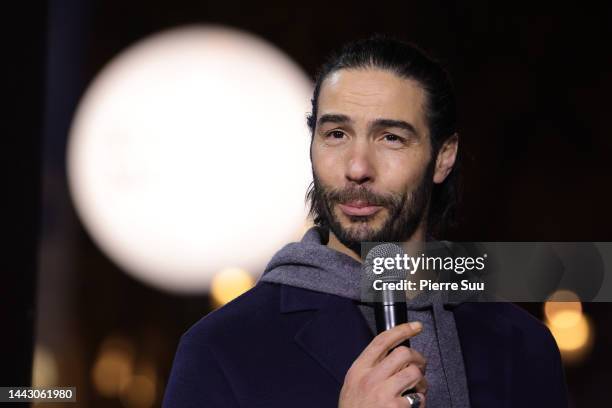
{"left": 345, "top": 139, "right": 375, "bottom": 185}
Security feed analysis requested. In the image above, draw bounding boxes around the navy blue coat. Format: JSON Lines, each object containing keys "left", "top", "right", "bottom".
{"left": 163, "top": 282, "right": 569, "bottom": 407}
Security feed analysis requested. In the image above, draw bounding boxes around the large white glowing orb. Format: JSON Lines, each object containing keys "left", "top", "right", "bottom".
{"left": 68, "top": 26, "right": 313, "bottom": 293}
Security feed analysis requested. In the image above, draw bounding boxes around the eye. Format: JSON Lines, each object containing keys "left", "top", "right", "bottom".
{"left": 382, "top": 133, "right": 405, "bottom": 144}
{"left": 326, "top": 130, "right": 346, "bottom": 139}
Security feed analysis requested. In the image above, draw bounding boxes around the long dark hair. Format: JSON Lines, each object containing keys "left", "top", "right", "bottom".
{"left": 306, "top": 35, "right": 460, "bottom": 237}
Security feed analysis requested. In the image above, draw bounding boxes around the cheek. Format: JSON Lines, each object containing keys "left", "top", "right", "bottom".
{"left": 311, "top": 144, "right": 344, "bottom": 184}
{"left": 377, "top": 151, "right": 430, "bottom": 192}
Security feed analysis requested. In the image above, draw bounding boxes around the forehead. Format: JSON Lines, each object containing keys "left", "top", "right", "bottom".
{"left": 317, "top": 68, "right": 428, "bottom": 130}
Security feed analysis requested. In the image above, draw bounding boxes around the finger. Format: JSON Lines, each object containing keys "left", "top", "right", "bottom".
{"left": 412, "top": 377, "right": 428, "bottom": 396}
{"left": 355, "top": 322, "right": 423, "bottom": 368}
{"left": 402, "top": 377, "right": 429, "bottom": 395}
{"left": 368, "top": 346, "right": 427, "bottom": 383}
{"left": 383, "top": 364, "right": 427, "bottom": 397}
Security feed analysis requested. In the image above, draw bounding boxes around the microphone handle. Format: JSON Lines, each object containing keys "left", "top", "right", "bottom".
{"left": 374, "top": 301, "right": 410, "bottom": 348}
{"left": 373, "top": 293, "right": 416, "bottom": 396}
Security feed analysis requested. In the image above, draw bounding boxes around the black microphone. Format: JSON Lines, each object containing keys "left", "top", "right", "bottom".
{"left": 364, "top": 243, "right": 410, "bottom": 347}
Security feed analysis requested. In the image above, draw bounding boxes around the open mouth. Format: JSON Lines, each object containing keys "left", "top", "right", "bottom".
{"left": 337, "top": 201, "right": 384, "bottom": 217}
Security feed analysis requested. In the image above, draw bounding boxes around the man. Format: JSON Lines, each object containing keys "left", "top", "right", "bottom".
{"left": 163, "top": 36, "right": 568, "bottom": 407}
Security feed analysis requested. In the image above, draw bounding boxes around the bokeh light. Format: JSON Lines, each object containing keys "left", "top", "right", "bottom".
{"left": 119, "top": 362, "right": 157, "bottom": 408}
{"left": 548, "top": 313, "right": 591, "bottom": 351}
{"left": 544, "top": 289, "right": 582, "bottom": 328}
{"left": 119, "top": 375, "right": 156, "bottom": 408}
{"left": 91, "top": 336, "right": 134, "bottom": 397}
{"left": 67, "top": 25, "right": 312, "bottom": 294}
{"left": 544, "top": 290, "right": 594, "bottom": 364}
{"left": 31, "top": 345, "right": 58, "bottom": 387}
{"left": 211, "top": 267, "right": 255, "bottom": 307}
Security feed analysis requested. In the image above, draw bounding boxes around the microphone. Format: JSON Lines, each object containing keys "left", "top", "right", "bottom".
{"left": 364, "top": 243, "right": 410, "bottom": 347}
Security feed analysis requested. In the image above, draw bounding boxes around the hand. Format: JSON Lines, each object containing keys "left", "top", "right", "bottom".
{"left": 338, "top": 322, "right": 427, "bottom": 408}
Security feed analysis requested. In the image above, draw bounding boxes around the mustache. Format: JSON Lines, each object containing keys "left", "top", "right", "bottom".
{"left": 322, "top": 186, "right": 401, "bottom": 208}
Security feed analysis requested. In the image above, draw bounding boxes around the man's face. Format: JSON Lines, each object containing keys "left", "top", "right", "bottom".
{"left": 310, "top": 68, "right": 434, "bottom": 249}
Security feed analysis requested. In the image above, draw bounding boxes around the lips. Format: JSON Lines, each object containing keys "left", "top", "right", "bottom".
{"left": 338, "top": 201, "right": 383, "bottom": 216}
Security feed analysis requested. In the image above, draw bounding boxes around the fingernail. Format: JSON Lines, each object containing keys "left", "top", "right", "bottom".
{"left": 409, "top": 321, "right": 422, "bottom": 331}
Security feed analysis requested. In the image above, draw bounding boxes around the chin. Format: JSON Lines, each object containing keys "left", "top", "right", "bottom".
{"left": 330, "top": 208, "right": 389, "bottom": 242}
{"left": 339, "top": 219, "right": 385, "bottom": 242}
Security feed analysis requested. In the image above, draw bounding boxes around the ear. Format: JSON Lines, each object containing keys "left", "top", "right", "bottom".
{"left": 433, "top": 133, "right": 458, "bottom": 184}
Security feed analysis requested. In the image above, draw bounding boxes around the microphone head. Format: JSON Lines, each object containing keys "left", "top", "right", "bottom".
{"left": 363, "top": 242, "right": 408, "bottom": 283}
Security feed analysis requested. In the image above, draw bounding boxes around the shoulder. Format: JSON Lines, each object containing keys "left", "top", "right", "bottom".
{"left": 454, "top": 302, "right": 559, "bottom": 355}
{"left": 453, "top": 302, "right": 568, "bottom": 405}
{"left": 454, "top": 301, "right": 550, "bottom": 334}
{"left": 181, "top": 282, "right": 282, "bottom": 347}
{"left": 163, "top": 284, "right": 283, "bottom": 407}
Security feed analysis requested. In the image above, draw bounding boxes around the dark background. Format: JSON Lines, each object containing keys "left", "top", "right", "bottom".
{"left": 6, "top": 0, "right": 612, "bottom": 406}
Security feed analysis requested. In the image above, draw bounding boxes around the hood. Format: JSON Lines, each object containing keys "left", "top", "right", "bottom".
{"left": 259, "top": 226, "right": 364, "bottom": 300}
{"left": 259, "top": 226, "right": 471, "bottom": 309}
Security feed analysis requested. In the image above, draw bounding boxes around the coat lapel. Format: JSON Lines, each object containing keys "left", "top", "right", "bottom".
{"left": 280, "top": 285, "right": 373, "bottom": 384}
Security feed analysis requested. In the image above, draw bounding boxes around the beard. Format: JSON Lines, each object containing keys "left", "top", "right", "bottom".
{"left": 307, "top": 161, "right": 434, "bottom": 254}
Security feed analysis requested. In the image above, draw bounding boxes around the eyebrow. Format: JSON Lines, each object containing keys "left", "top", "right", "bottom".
{"left": 317, "top": 113, "right": 419, "bottom": 137}
{"left": 317, "top": 113, "right": 352, "bottom": 127}
{"left": 370, "top": 118, "right": 418, "bottom": 137}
